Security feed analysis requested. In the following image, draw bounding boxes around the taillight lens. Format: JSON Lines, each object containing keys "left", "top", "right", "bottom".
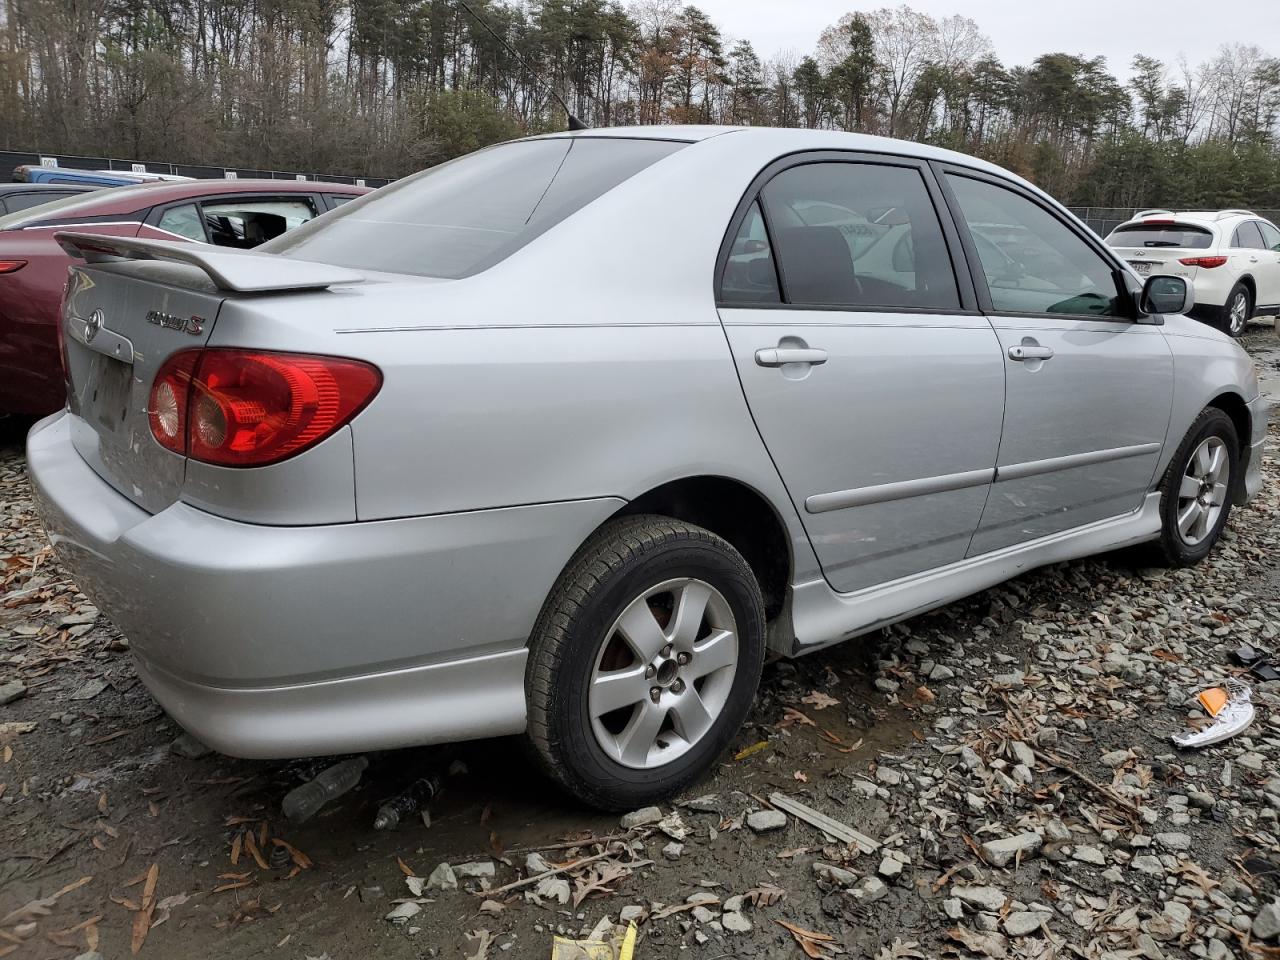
{"left": 0, "top": 259, "right": 27, "bottom": 273}
{"left": 1178, "top": 256, "right": 1228, "bottom": 268}
{"left": 148, "top": 349, "right": 381, "bottom": 466}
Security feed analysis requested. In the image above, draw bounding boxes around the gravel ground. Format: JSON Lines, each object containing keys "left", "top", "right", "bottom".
{"left": 3, "top": 325, "right": 1280, "bottom": 960}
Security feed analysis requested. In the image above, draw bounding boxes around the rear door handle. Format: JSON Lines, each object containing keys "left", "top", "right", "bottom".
{"left": 1008, "top": 344, "right": 1054, "bottom": 362}
{"left": 755, "top": 347, "right": 828, "bottom": 367}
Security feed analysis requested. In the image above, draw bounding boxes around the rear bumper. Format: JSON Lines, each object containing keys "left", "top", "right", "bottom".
{"left": 27, "top": 411, "right": 624, "bottom": 757}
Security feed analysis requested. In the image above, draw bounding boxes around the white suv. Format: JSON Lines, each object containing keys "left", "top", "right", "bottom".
{"left": 1106, "top": 210, "right": 1280, "bottom": 337}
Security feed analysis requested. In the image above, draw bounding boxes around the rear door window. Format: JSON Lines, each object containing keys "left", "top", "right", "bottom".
{"left": 202, "top": 198, "right": 317, "bottom": 248}
{"left": 1233, "top": 221, "right": 1266, "bottom": 249}
{"left": 946, "top": 174, "right": 1124, "bottom": 318}
{"left": 1107, "top": 224, "right": 1213, "bottom": 249}
{"left": 758, "top": 162, "right": 960, "bottom": 310}
{"left": 1258, "top": 221, "right": 1280, "bottom": 252}
{"left": 264, "top": 138, "right": 686, "bottom": 278}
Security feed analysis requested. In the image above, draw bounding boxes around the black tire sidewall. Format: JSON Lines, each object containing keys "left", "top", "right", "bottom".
{"left": 1159, "top": 410, "right": 1239, "bottom": 564}
{"left": 1221, "top": 283, "right": 1251, "bottom": 337}
{"left": 553, "top": 540, "right": 764, "bottom": 802}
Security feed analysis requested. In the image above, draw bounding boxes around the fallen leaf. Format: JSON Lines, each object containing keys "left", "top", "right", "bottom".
{"left": 801, "top": 690, "right": 840, "bottom": 710}
{"left": 947, "top": 926, "right": 1008, "bottom": 958}
{"left": 397, "top": 856, "right": 416, "bottom": 877}
{"left": 914, "top": 686, "right": 936, "bottom": 703}
{"left": 0, "top": 875, "right": 92, "bottom": 927}
{"left": 213, "top": 880, "right": 254, "bottom": 894}
{"left": 779, "top": 708, "right": 815, "bottom": 728}
{"left": 793, "top": 771, "right": 809, "bottom": 783}
{"left": 243, "top": 830, "right": 269, "bottom": 870}
{"left": 230, "top": 833, "right": 243, "bottom": 866}
{"left": 130, "top": 862, "right": 159, "bottom": 954}
{"left": 734, "top": 740, "right": 769, "bottom": 760}
{"left": 465, "top": 928, "right": 494, "bottom": 960}
{"left": 745, "top": 882, "right": 787, "bottom": 907}
{"left": 776, "top": 919, "right": 842, "bottom": 958}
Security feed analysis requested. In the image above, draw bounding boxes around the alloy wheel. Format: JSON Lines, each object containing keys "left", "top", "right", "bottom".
{"left": 1176, "top": 436, "right": 1230, "bottom": 546}
{"left": 587, "top": 577, "right": 738, "bottom": 770}
{"left": 1229, "top": 292, "right": 1249, "bottom": 336}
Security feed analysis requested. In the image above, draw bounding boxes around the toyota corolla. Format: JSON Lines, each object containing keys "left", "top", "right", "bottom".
{"left": 28, "top": 127, "right": 1267, "bottom": 809}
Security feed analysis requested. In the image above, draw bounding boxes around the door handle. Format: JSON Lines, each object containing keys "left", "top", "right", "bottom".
{"left": 1249, "top": 256, "right": 1259, "bottom": 263}
{"left": 1008, "top": 344, "right": 1054, "bottom": 362}
{"left": 755, "top": 347, "right": 828, "bottom": 367}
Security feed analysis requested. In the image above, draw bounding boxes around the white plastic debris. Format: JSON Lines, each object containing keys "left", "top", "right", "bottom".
{"left": 1171, "top": 679, "right": 1254, "bottom": 748}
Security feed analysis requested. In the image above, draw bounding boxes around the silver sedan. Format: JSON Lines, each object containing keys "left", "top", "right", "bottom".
{"left": 29, "top": 126, "right": 1267, "bottom": 809}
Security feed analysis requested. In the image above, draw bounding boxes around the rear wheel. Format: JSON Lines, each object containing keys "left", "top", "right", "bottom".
{"left": 1148, "top": 408, "right": 1238, "bottom": 566}
{"left": 1218, "top": 283, "right": 1252, "bottom": 337}
{"left": 525, "top": 515, "right": 765, "bottom": 810}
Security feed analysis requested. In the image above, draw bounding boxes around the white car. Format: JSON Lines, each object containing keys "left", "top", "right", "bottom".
{"left": 1106, "top": 210, "right": 1280, "bottom": 337}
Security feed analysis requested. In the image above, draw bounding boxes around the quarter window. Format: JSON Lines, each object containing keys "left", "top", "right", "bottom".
{"left": 202, "top": 198, "right": 316, "bottom": 248}
{"left": 760, "top": 162, "right": 960, "bottom": 310}
{"left": 947, "top": 175, "right": 1124, "bottom": 318}
{"left": 719, "top": 201, "right": 780, "bottom": 303}
{"left": 157, "top": 203, "right": 206, "bottom": 241}
{"left": 1233, "top": 221, "right": 1267, "bottom": 250}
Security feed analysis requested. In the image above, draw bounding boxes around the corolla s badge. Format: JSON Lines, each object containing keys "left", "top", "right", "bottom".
{"left": 146, "top": 310, "right": 205, "bottom": 336}
{"left": 83, "top": 309, "right": 104, "bottom": 342}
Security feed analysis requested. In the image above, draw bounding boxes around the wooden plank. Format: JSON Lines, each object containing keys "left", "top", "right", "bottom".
{"left": 768, "top": 792, "right": 880, "bottom": 854}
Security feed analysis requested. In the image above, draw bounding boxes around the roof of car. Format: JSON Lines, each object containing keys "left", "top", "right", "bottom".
{"left": 1118, "top": 210, "right": 1262, "bottom": 227}
{"left": 0, "top": 178, "right": 370, "bottom": 229}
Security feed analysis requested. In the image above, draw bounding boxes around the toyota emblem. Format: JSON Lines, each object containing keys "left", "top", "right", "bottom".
{"left": 84, "top": 309, "right": 104, "bottom": 343}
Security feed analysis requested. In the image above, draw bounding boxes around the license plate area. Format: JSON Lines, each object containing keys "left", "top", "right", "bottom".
{"left": 1127, "top": 260, "right": 1155, "bottom": 276}
{"left": 85, "top": 353, "right": 135, "bottom": 435}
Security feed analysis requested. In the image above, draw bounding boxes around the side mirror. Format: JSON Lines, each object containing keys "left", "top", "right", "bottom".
{"left": 1140, "top": 275, "right": 1194, "bottom": 316}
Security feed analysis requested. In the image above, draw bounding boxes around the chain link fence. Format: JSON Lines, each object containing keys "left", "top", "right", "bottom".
{"left": 1, "top": 149, "right": 394, "bottom": 188}
{"left": 1069, "top": 206, "right": 1280, "bottom": 237}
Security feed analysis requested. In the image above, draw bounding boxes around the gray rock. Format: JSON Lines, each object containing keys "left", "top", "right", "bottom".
{"left": 746, "top": 809, "right": 787, "bottom": 833}
{"left": 929, "top": 664, "right": 956, "bottom": 681}
{"left": 533, "top": 876, "right": 571, "bottom": 904}
{"left": 1254, "top": 901, "right": 1280, "bottom": 941}
{"left": 1010, "top": 741, "right": 1036, "bottom": 767}
{"left": 691, "top": 905, "right": 716, "bottom": 923}
{"left": 620, "top": 806, "right": 662, "bottom": 829}
{"left": 952, "top": 885, "right": 1007, "bottom": 912}
{"left": 1044, "top": 819, "right": 1072, "bottom": 843}
{"left": 73, "top": 953, "right": 104, "bottom": 960}
{"left": 1004, "top": 911, "right": 1044, "bottom": 936}
{"left": 69, "top": 678, "right": 108, "bottom": 701}
{"left": 980, "top": 832, "right": 1043, "bottom": 868}
{"left": 722, "top": 910, "right": 752, "bottom": 933}
{"left": 1132, "top": 855, "right": 1165, "bottom": 877}
{"left": 0, "top": 680, "right": 27, "bottom": 705}
{"left": 661, "top": 841, "right": 684, "bottom": 860}
{"left": 877, "top": 855, "right": 903, "bottom": 880}
{"left": 425, "top": 861, "right": 457, "bottom": 891}
{"left": 170, "top": 733, "right": 211, "bottom": 759}
{"left": 1101, "top": 750, "right": 1131, "bottom": 768}
{"left": 812, "top": 862, "right": 858, "bottom": 886}
{"left": 453, "top": 860, "right": 495, "bottom": 879}
{"left": 1155, "top": 832, "right": 1192, "bottom": 851}
{"left": 1071, "top": 845, "right": 1106, "bottom": 865}
{"left": 943, "top": 898, "right": 965, "bottom": 920}
{"left": 619, "top": 905, "right": 645, "bottom": 924}
{"left": 857, "top": 877, "right": 888, "bottom": 903}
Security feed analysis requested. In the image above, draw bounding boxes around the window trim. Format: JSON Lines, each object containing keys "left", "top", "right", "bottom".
{"left": 932, "top": 162, "right": 1142, "bottom": 324}
{"left": 1232, "top": 220, "right": 1266, "bottom": 250}
{"left": 714, "top": 149, "right": 979, "bottom": 315}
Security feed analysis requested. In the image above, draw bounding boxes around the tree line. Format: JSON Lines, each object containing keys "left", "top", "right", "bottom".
{"left": 2, "top": 0, "right": 1278, "bottom": 208}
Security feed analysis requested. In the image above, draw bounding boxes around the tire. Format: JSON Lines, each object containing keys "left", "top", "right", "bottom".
{"left": 1147, "top": 408, "right": 1239, "bottom": 566}
{"left": 525, "top": 515, "right": 766, "bottom": 810}
{"left": 1218, "top": 282, "right": 1252, "bottom": 338}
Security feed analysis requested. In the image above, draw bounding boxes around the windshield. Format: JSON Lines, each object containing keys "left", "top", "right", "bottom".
{"left": 1107, "top": 224, "right": 1213, "bottom": 249}
{"left": 263, "top": 137, "right": 686, "bottom": 279}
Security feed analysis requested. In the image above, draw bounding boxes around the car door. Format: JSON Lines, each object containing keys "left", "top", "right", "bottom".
{"left": 937, "top": 167, "right": 1175, "bottom": 556}
{"left": 1250, "top": 220, "right": 1280, "bottom": 309}
{"left": 718, "top": 153, "right": 1006, "bottom": 594}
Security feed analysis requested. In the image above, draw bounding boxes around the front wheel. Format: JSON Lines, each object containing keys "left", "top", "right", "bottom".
{"left": 1148, "top": 408, "right": 1239, "bottom": 566}
{"left": 525, "top": 515, "right": 765, "bottom": 810}
{"left": 1219, "top": 283, "right": 1253, "bottom": 338}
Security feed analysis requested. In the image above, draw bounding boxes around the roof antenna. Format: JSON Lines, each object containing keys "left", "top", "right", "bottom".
{"left": 454, "top": 0, "right": 590, "bottom": 131}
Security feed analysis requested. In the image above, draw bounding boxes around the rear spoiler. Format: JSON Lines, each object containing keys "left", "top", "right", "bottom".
{"left": 55, "top": 232, "right": 364, "bottom": 293}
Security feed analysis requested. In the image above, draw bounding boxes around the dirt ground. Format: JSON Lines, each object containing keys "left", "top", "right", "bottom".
{"left": 3, "top": 324, "right": 1280, "bottom": 960}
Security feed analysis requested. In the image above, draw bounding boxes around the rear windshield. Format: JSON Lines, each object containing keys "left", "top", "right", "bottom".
{"left": 263, "top": 138, "right": 687, "bottom": 279}
{"left": 1107, "top": 224, "right": 1213, "bottom": 249}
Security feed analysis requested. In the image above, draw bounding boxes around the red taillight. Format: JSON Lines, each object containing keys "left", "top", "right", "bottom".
{"left": 1178, "top": 256, "right": 1228, "bottom": 268}
{"left": 148, "top": 349, "right": 381, "bottom": 466}
{"left": 0, "top": 259, "right": 27, "bottom": 273}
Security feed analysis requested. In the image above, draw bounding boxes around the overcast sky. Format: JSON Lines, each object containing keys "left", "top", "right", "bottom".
{"left": 690, "top": 0, "right": 1279, "bottom": 77}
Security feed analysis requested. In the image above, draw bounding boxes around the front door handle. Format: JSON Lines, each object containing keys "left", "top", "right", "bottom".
{"left": 755, "top": 347, "right": 828, "bottom": 367}
{"left": 1008, "top": 344, "right": 1054, "bottom": 362}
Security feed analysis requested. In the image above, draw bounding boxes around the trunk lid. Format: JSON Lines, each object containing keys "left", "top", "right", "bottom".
{"left": 63, "top": 261, "right": 225, "bottom": 513}
{"left": 1108, "top": 245, "right": 1200, "bottom": 283}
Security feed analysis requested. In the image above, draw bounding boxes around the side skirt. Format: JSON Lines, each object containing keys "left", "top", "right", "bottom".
{"left": 785, "top": 492, "right": 1163, "bottom": 656}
